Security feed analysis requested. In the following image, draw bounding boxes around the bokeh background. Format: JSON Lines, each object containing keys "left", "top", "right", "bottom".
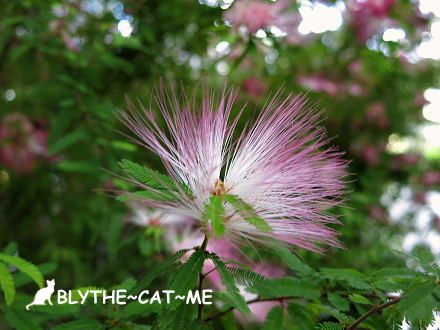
{"left": 1, "top": 0, "right": 440, "bottom": 328}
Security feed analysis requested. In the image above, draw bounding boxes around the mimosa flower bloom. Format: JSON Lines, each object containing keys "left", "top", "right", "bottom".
{"left": 118, "top": 84, "right": 347, "bottom": 252}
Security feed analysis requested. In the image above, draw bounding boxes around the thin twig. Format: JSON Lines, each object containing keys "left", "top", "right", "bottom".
{"left": 197, "top": 235, "right": 209, "bottom": 320}
{"left": 346, "top": 296, "right": 402, "bottom": 330}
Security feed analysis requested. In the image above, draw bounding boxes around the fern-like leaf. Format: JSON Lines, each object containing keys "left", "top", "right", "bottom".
{"left": 223, "top": 194, "right": 272, "bottom": 232}
{"left": 226, "top": 266, "right": 266, "bottom": 287}
{"left": 127, "top": 248, "right": 190, "bottom": 298}
{"left": 0, "top": 261, "right": 15, "bottom": 306}
{"left": 168, "top": 249, "right": 206, "bottom": 310}
{"left": 0, "top": 253, "right": 44, "bottom": 288}
{"left": 317, "top": 322, "right": 344, "bottom": 330}
{"left": 348, "top": 293, "right": 373, "bottom": 305}
{"left": 262, "top": 306, "right": 283, "bottom": 330}
{"left": 203, "top": 196, "right": 225, "bottom": 237}
{"left": 209, "top": 253, "right": 251, "bottom": 315}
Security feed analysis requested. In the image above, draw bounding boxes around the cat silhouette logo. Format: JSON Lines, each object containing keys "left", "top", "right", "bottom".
{"left": 26, "top": 279, "right": 55, "bottom": 310}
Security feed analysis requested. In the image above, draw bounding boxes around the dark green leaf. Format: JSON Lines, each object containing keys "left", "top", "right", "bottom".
{"left": 209, "top": 253, "right": 251, "bottom": 315}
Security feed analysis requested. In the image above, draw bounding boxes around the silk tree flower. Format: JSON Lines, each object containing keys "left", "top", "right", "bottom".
{"left": 347, "top": 0, "right": 397, "bottom": 42}
{"left": 0, "top": 113, "right": 48, "bottom": 174}
{"left": 224, "top": 0, "right": 305, "bottom": 44}
{"left": 241, "top": 77, "right": 267, "bottom": 99}
{"left": 118, "top": 84, "right": 347, "bottom": 253}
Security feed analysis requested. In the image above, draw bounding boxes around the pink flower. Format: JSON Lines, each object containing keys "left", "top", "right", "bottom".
{"left": 298, "top": 75, "right": 339, "bottom": 96}
{"left": 365, "top": 102, "right": 388, "bottom": 129}
{"left": 242, "top": 77, "right": 267, "bottom": 98}
{"left": 0, "top": 113, "right": 48, "bottom": 174}
{"left": 391, "top": 153, "right": 420, "bottom": 170}
{"left": 421, "top": 171, "right": 440, "bottom": 187}
{"left": 224, "top": 0, "right": 277, "bottom": 34}
{"left": 369, "top": 205, "right": 387, "bottom": 223}
{"left": 224, "top": 0, "right": 306, "bottom": 44}
{"left": 347, "top": 0, "right": 397, "bottom": 42}
{"left": 118, "top": 84, "right": 347, "bottom": 253}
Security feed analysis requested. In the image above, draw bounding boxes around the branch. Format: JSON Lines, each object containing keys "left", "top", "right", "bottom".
{"left": 346, "top": 296, "right": 402, "bottom": 330}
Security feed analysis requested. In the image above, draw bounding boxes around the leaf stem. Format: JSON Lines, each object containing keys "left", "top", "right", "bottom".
{"left": 346, "top": 296, "right": 402, "bottom": 330}
{"left": 197, "top": 235, "right": 209, "bottom": 320}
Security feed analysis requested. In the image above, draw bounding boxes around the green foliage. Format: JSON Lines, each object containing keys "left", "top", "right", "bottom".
{"left": 0, "top": 261, "right": 15, "bottom": 306}
{"left": 327, "top": 293, "right": 350, "bottom": 312}
{"left": 225, "top": 266, "right": 266, "bottom": 287}
{"left": 223, "top": 194, "right": 272, "bottom": 232}
{"left": 0, "top": 253, "right": 44, "bottom": 306}
{"left": 52, "top": 320, "right": 104, "bottom": 329}
{"left": 209, "top": 253, "right": 251, "bottom": 315}
{"left": 119, "top": 159, "right": 178, "bottom": 191}
{"left": 262, "top": 306, "right": 283, "bottom": 330}
{"left": 203, "top": 195, "right": 226, "bottom": 237}
{"left": 168, "top": 249, "right": 206, "bottom": 310}
{"left": 348, "top": 293, "right": 373, "bottom": 305}
{"left": 0, "top": 253, "right": 44, "bottom": 288}
{"left": 252, "top": 277, "right": 321, "bottom": 300}
{"left": 1, "top": 0, "right": 440, "bottom": 328}
{"left": 127, "top": 248, "right": 190, "bottom": 298}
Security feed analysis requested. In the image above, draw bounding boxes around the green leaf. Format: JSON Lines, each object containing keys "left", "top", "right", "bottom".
{"left": 49, "top": 130, "right": 86, "bottom": 154}
{"left": 116, "top": 190, "right": 178, "bottom": 202}
{"left": 155, "top": 302, "right": 197, "bottom": 330}
{"left": 119, "top": 159, "right": 178, "bottom": 191}
{"left": 203, "top": 195, "right": 226, "bottom": 237}
{"left": 0, "top": 253, "right": 44, "bottom": 288}
{"left": 15, "top": 263, "right": 57, "bottom": 288}
{"left": 223, "top": 194, "right": 272, "bottom": 232}
{"left": 0, "top": 261, "right": 15, "bottom": 305}
{"left": 317, "top": 322, "right": 344, "bottom": 330}
{"left": 3, "top": 308, "right": 42, "bottom": 330}
{"left": 373, "top": 280, "right": 401, "bottom": 292}
{"left": 398, "top": 282, "right": 436, "bottom": 310}
{"left": 262, "top": 306, "right": 283, "bottom": 330}
{"left": 371, "top": 268, "right": 422, "bottom": 279}
{"left": 209, "top": 253, "right": 251, "bottom": 315}
{"left": 127, "top": 249, "right": 190, "bottom": 299}
{"left": 226, "top": 267, "right": 266, "bottom": 287}
{"left": 348, "top": 293, "right": 373, "bottom": 305}
{"left": 327, "top": 293, "right": 350, "bottom": 312}
{"left": 52, "top": 320, "right": 104, "bottom": 329}
{"left": 168, "top": 249, "right": 206, "bottom": 310}
{"left": 275, "top": 249, "right": 314, "bottom": 276}
{"left": 253, "top": 277, "right": 320, "bottom": 300}
{"left": 287, "top": 302, "right": 315, "bottom": 328}
{"left": 320, "top": 268, "right": 367, "bottom": 281}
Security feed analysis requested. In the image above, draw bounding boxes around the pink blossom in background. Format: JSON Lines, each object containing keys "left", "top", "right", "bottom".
{"left": 119, "top": 84, "right": 347, "bottom": 253}
{"left": 391, "top": 153, "right": 420, "bottom": 170}
{"left": 298, "top": 75, "right": 339, "bottom": 96}
{"left": 365, "top": 102, "right": 388, "bottom": 129}
{"left": 369, "top": 205, "right": 387, "bottom": 223}
{"left": 0, "top": 113, "right": 48, "bottom": 174}
{"left": 235, "top": 262, "right": 286, "bottom": 323}
{"left": 421, "top": 171, "right": 440, "bottom": 187}
{"left": 348, "top": 60, "right": 363, "bottom": 74}
{"left": 242, "top": 77, "right": 267, "bottom": 98}
{"left": 224, "top": 0, "right": 306, "bottom": 45}
{"left": 347, "top": 0, "right": 397, "bottom": 42}
{"left": 224, "top": 0, "right": 278, "bottom": 34}
{"left": 415, "top": 92, "right": 428, "bottom": 108}
{"left": 345, "top": 82, "right": 366, "bottom": 97}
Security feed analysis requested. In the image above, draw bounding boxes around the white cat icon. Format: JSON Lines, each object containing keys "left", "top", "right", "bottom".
{"left": 26, "top": 279, "right": 55, "bottom": 310}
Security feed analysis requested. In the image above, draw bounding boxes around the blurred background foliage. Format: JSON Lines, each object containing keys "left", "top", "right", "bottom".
{"left": 1, "top": 0, "right": 440, "bottom": 328}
